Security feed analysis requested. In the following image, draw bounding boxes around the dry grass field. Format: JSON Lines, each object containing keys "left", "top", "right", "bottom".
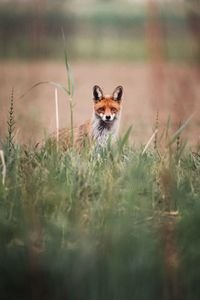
{"left": 0, "top": 60, "right": 200, "bottom": 146}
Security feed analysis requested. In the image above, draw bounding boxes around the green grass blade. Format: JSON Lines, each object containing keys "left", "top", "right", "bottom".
{"left": 142, "top": 129, "right": 158, "bottom": 155}
{"left": 167, "top": 113, "right": 195, "bottom": 147}
{"left": 62, "top": 29, "right": 75, "bottom": 146}
{"left": 62, "top": 29, "right": 74, "bottom": 97}
{"left": 118, "top": 126, "right": 132, "bottom": 153}
{"left": 165, "top": 115, "right": 171, "bottom": 142}
{"left": 18, "top": 81, "right": 69, "bottom": 100}
{"left": 176, "top": 140, "right": 188, "bottom": 161}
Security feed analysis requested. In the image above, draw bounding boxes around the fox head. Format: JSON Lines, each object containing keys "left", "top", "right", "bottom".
{"left": 93, "top": 85, "right": 123, "bottom": 123}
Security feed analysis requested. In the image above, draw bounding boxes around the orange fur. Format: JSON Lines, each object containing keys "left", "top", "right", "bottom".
{"left": 94, "top": 97, "right": 121, "bottom": 116}
{"left": 49, "top": 85, "right": 123, "bottom": 150}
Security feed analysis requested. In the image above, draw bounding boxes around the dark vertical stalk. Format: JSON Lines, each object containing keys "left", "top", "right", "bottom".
{"left": 7, "top": 88, "right": 15, "bottom": 155}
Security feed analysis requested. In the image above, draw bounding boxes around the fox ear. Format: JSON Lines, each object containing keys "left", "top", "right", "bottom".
{"left": 112, "top": 86, "right": 123, "bottom": 102}
{"left": 93, "top": 85, "right": 104, "bottom": 101}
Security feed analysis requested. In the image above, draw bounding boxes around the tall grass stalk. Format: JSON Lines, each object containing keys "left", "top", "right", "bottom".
{"left": 142, "top": 129, "right": 158, "bottom": 155}
{"left": 55, "top": 88, "right": 59, "bottom": 149}
{"left": 154, "top": 110, "right": 159, "bottom": 150}
{"left": 7, "top": 88, "right": 15, "bottom": 154}
{"left": 176, "top": 121, "right": 182, "bottom": 153}
{"left": 18, "top": 33, "right": 75, "bottom": 147}
{"left": 0, "top": 150, "right": 6, "bottom": 185}
{"left": 167, "top": 113, "right": 195, "bottom": 147}
{"left": 62, "top": 29, "right": 75, "bottom": 147}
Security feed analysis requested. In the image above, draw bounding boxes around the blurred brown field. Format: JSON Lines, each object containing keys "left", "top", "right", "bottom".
{"left": 0, "top": 60, "right": 200, "bottom": 146}
{"left": 0, "top": 0, "right": 200, "bottom": 147}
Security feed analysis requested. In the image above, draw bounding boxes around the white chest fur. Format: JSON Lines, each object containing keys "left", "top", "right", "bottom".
{"left": 90, "top": 114, "right": 120, "bottom": 146}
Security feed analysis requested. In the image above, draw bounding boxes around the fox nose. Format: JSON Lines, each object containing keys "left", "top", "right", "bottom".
{"left": 106, "top": 115, "right": 111, "bottom": 120}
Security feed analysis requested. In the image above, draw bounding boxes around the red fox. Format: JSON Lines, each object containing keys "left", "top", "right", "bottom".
{"left": 51, "top": 85, "right": 123, "bottom": 149}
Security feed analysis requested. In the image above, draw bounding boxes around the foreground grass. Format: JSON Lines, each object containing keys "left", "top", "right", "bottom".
{"left": 0, "top": 137, "right": 200, "bottom": 300}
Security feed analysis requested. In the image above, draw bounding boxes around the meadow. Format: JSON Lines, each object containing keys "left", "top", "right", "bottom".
{"left": 0, "top": 73, "right": 200, "bottom": 299}
{"left": 0, "top": 121, "right": 200, "bottom": 300}
{"left": 1, "top": 1, "right": 200, "bottom": 299}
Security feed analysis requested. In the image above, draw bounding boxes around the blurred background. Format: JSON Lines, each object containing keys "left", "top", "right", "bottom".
{"left": 0, "top": 0, "right": 200, "bottom": 145}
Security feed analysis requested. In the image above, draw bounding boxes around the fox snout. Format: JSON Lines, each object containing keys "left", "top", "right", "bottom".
{"left": 101, "top": 113, "right": 115, "bottom": 122}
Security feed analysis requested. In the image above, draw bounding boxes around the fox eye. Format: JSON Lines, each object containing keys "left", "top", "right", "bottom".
{"left": 97, "top": 108, "right": 105, "bottom": 114}
{"left": 111, "top": 108, "right": 117, "bottom": 113}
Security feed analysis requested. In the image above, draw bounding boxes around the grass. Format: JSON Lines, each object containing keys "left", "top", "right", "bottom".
{"left": 0, "top": 123, "right": 200, "bottom": 299}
